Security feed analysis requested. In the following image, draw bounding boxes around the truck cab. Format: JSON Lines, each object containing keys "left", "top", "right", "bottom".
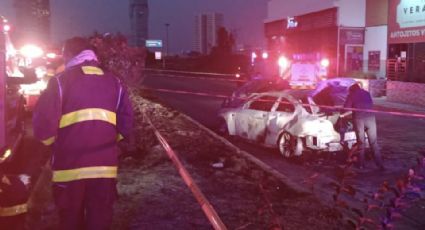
{"left": 0, "top": 16, "right": 35, "bottom": 163}
{"left": 250, "top": 50, "right": 330, "bottom": 89}
{"left": 287, "top": 52, "right": 329, "bottom": 89}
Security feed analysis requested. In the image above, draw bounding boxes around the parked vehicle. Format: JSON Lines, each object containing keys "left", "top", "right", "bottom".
{"left": 218, "top": 90, "right": 358, "bottom": 157}
{"left": 1, "top": 16, "right": 37, "bottom": 163}
{"left": 249, "top": 50, "right": 331, "bottom": 89}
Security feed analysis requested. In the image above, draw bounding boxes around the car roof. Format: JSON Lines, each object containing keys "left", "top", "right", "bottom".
{"left": 250, "top": 89, "right": 312, "bottom": 100}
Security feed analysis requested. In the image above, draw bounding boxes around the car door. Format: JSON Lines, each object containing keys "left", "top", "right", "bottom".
{"left": 265, "top": 96, "right": 297, "bottom": 146}
{"left": 235, "top": 95, "right": 278, "bottom": 141}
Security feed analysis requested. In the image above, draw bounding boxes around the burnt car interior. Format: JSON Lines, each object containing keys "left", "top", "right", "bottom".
{"left": 248, "top": 96, "right": 277, "bottom": 111}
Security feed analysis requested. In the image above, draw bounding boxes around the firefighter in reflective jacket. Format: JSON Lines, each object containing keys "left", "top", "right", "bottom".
{"left": 0, "top": 174, "right": 29, "bottom": 230}
{"left": 32, "top": 37, "right": 134, "bottom": 230}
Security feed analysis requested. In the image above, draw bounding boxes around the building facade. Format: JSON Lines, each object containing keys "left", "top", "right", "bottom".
{"left": 266, "top": 0, "right": 425, "bottom": 105}
{"left": 265, "top": 0, "right": 367, "bottom": 77}
{"left": 13, "top": 0, "right": 50, "bottom": 46}
{"left": 193, "top": 12, "right": 223, "bottom": 54}
{"left": 387, "top": 0, "right": 425, "bottom": 83}
{"left": 364, "top": 0, "right": 388, "bottom": 80}
{"left": 129, "top": 0, "right": 148, "bottom": 47}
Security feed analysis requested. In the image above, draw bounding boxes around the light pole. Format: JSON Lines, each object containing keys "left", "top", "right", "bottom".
{"left": 163, "top": 23, "right": 170, "bottom": 69}
{"left": 165, "top": 23, "right": 170, "bottom": 56}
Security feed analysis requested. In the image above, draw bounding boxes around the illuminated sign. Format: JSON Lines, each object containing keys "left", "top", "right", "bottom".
{"left": 146, "top": 40, "right": 163, "bottom": 48}
{"left": 388, "top": 0, "right": 425, "bottom": 43}
{"left": 397, "top": 0, "right": 425, "bottom": 28}
{"left": 287, "top": 17, "right": 298, "bottom": 29}
{"left": 155, "top": 51, "right": 162, "bottom": 60}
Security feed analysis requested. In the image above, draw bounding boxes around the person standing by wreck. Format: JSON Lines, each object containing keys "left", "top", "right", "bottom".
{"left": 341, "top": 83, "right": 385, "bottom": 171}
{"left": 32, "top": 37, "right": 134, "bottom": 229}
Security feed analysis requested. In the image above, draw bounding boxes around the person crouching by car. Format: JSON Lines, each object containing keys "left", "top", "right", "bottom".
{"left": 340, "top": 83, "right": 385, "bottom": 171}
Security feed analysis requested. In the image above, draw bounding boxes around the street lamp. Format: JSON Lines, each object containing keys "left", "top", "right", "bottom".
{"left": 163, "top": 23, "right": 170, "bottom": 69}
{"left": 165, "top": 23, "right": 170, "bottom": 56}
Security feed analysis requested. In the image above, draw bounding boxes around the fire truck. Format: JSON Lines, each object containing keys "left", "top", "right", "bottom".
{"left": 0, "top": 16, "right": 36, "bottom": 163}
{"left": 250, "top": 50, "right": 330, "bottom": 89}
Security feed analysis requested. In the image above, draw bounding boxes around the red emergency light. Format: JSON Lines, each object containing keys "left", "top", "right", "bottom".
{"left": 320, "top": 58, "right": 330, "bottom": 68}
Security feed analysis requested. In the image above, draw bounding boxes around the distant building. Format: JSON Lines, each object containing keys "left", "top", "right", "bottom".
{"left": 13, "top": 0, "right": 50, "bottom": 46}
{"left": 265, "top": 0, "right": 367, "bottom": 77}
{"left": 193, "top": 12, "right": 223, "bottom": 54}
{"left": 129, "top": 0, "right": 148, "bottom": 47}
{"left": 266, "top": 0, "right": 425, "bottom": 106}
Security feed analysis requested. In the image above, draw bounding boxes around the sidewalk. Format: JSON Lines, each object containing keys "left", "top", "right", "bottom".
{"left": 373, "top": 96, "right": 425, "bottom": 115}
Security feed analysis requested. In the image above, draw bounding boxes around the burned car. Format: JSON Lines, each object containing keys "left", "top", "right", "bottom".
{"left": 218, "top": 90, "right": 358, "bottom": 157}
{"left": 222, "top": 78, "right": 290, "bottom": 109}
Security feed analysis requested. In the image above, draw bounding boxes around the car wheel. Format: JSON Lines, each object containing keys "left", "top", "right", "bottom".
{"left": 278, "top": 132, "right": 293, "bottom": 158}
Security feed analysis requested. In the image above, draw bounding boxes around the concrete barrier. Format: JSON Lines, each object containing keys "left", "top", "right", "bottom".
{"left": 354, "top": 78, "right": 386, "bottom": 97}
{"left": 387, "top": 81, "right": 425, "bottom": 106}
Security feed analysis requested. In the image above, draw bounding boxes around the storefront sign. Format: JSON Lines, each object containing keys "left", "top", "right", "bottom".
{"left": 389, "top": 0, "right": 425, "bottom": 44}
{"left": 340, "top": 28, "right": 365, "bottom": 45}
{"left": 287, "top": 17, "right": 298, "bottom": 29}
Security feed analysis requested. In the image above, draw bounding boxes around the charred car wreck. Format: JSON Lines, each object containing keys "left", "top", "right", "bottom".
{"left": 219, "top": 78, "right": 362, "bottom": 157}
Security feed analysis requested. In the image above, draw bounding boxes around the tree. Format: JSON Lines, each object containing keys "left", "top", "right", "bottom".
{"left": 211, "top": 27, "right": 235, "bottom": 56}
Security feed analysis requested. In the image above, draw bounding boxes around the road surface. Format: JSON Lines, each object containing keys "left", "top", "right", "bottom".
{"left": 142, "top": 70, "right": 425, "bottom": 228}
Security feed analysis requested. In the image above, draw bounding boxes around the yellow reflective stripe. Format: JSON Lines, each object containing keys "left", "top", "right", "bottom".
{"left": 0, "top": 149, "right": 12, "bottom": 161}
{"left": 117, "top": 134, "right": 124, "bottom": 142}
{"left": 82, "top": 66, "right": 104, "bottom": 75}
{"left": 0, "top": 203, "right": 27, "bottom": 217}
{"left": 60, "top": 108, "right": 116, "bottom": 128}
{"left": 41, "top": 136, "right": 55, "bottom": 146}
{"left": 1, "top": 176, "right": 11, "bottom": 185}
{"left": 53, "top": 166, "right": 117, "bottom": 182}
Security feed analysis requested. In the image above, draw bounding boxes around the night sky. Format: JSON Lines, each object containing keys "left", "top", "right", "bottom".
{"left": 1, "top": 0, "right": 268, "bottom": 53}
{"left": 148, "top": 0, "right": 268, "bottom": 53}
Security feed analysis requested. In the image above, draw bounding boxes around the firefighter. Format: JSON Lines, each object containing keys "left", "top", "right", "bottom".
{"left": 32, "top": 37, "right": 134, "bottom": 229}
{"left": 0, "top": 174, "right": 29, "bottom": 230}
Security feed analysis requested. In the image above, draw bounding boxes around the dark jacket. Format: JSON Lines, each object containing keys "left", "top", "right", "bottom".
{"left": 32, "top": 61, "right": 133, "bottom": 183}
{"left": 343, "top": 87, "right": 374, "bottom": 119}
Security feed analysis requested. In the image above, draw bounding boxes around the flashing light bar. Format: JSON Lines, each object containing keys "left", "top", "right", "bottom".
{"left": 20, "top": 44, "right": 44, "bottom": 58}
{"left": 320, "top": 58, "right": 330, "bottom": 68}
{"left": 46, "top": 52, "right": 57, "bottom": 59}
{"left": 278, "top": 56, "right": 289, "bottom": 70}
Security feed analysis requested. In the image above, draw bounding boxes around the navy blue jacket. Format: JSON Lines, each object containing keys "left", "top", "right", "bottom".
{"left": 32, "top": 61, "right": 133, "bottom": 183}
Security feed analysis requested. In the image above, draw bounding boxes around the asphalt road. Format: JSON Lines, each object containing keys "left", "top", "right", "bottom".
{"left": 142, "top": 72, "right": 237, "bottom": 127}
{"left": 142, "top": 71, "right": 425, "bottom": 228}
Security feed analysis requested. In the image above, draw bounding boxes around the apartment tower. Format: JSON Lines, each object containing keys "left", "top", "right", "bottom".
{"left": 193, "top": 12, "right": 223, "bottom": 54}
{"left": 129, "top": 0, "right": 148, "bottom": 47}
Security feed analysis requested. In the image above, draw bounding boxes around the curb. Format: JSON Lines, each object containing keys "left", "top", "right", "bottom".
{"left": 374, "top": 104, "right": 425, "bottom": 115}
